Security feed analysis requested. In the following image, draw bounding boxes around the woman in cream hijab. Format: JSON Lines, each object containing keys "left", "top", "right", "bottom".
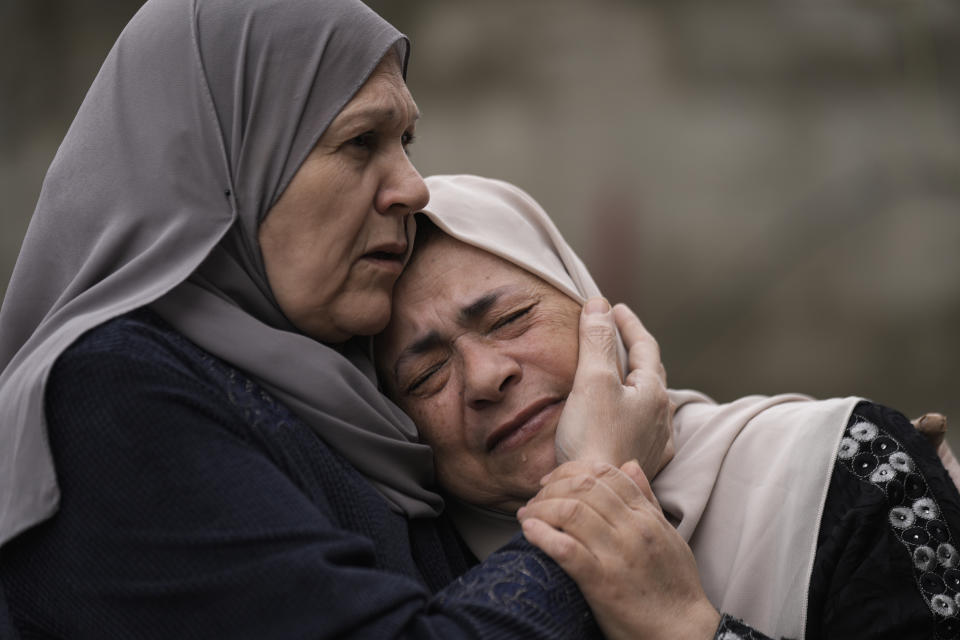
{"left": 376, "top": 173, "right": 960, "bottom": 640}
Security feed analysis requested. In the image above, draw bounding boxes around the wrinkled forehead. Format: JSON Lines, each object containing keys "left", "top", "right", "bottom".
{"left": 376, "top": 227, "right": 579, "bottom": 342}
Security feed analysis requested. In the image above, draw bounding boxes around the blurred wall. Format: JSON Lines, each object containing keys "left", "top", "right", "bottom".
{"left": 2, "top": 1, "right": 958, "bottom": 438}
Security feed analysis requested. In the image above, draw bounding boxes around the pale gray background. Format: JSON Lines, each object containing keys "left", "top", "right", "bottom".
{"left": 2, "top": 1, "right": 958, "bottom": 441}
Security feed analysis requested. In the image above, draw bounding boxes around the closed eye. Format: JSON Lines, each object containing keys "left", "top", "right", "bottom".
{"left": 491, "top": 304, "right": 535, "bottom": 331}
{"left": 406, "top": 359, "right": 447, "bottom": 395}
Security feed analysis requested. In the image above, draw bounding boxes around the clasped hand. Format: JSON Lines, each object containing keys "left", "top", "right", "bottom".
{"left": 518, "top": 461, "right": 721, "bottom": 640}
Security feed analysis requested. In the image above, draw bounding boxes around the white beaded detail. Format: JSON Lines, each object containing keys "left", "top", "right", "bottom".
{"left": 915, "top": 497, "right": 940, "bottom": 520}
{"left": 890, "top": 506, "right": 916, "bottom": 529}
{"left": 838, "top": 437, "right": 859, "bottom": 460}
{"left": 890, "top": 451, "right": 915, "bottom": 473}
{"left": 939, "top": 544, "right": 959, "bottom": 569}
{"left": 836, "top": 410, "right": 959, "bottom": 636}
{"left": 850, "top": 420, "right": 879, "bottom": 441}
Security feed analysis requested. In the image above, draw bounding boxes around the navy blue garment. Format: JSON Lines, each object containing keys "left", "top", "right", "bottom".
{"left": 0, "top": 309, "right": 600, "bottom": 639}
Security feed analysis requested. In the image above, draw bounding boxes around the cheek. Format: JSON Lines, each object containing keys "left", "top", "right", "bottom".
{"left": 528, "top": 320, "right": 580, "bottom": 386}
{"left": 407, "top": 399, "right": 459, "bottom": 451}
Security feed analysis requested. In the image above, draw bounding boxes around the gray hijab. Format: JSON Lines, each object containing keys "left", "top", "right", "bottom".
{"left": 0, "top": 0, "right": 441, "bottom": 547}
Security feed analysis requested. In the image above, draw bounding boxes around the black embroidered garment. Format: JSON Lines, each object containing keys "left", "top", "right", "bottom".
{"left": 711, "top": 402, "right": 960, "bottom": 640}
{"left": 807, "top": 402, "right": 960, "bottom": 639}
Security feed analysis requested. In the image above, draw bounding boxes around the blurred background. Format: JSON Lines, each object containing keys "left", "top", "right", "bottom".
{"left": 2, "top": 1, "right": 958, "bottom": 440}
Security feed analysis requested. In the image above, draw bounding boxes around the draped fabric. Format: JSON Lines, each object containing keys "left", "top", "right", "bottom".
{"left": 0, "top": 0, "right": 444, "bottom": 547}
{"left": 419, "top": 174, "right": 860, "bottom": 638}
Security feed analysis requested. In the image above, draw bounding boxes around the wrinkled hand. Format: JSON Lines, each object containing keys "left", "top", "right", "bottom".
{"left": 913, "top": 413, "right": 960, "bottom": 488}
{"left": 518, "top": 460, "right": 720, "bottom": 640}
{"left": 554, "top": 298, "right": 674, "bottom": 478}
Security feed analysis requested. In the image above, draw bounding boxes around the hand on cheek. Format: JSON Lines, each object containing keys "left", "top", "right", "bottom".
{"left": 554, "top": 299, "right": 673, "bottom": 479}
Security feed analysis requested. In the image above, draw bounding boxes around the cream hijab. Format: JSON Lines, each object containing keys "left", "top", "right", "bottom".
{"left": 0, "top": 0, "right": 443, "bottom": 548}
{"left": 420, "top": 174, "right": 861, "bottom": 639}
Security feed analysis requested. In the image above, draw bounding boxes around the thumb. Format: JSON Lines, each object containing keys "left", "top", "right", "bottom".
{"left": 574, "top": 297, "right": 620, "bottom": 384}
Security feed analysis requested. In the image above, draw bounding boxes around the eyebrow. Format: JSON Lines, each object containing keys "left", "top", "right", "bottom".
{"left": 459, "top": 291, "right": 501, "bottom": 324}
{"left": 334, "top": 105, "right": 421, "bottom": 128}
{"left": 393, "top": 330, "right": 444, "bottom": 384}
{"left": 392, "top": 287, "right": 513, "bottom": 384}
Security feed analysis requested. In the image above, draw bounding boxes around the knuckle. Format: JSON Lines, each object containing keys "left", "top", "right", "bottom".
{"left": 553, "top": 535, "right": 577, "bottom": 562}
{"left": 650, "top": 384, "right": 669, "bottom": 407}
{"left": 582, "top": 323, "right": 616, "bottom": 345}
{"left": 573, "top": 474, "right": 597, "bottom": 492}
{"left": 561, "top": 499, "right": 585, "bottom": 524}
{"left": 593, "top": 462, "right": 619, "bottom": 478}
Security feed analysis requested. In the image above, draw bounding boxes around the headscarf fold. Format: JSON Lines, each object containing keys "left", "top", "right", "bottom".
{"left": 420, "top": 173, "right": 860, "bottom": 639}
{"left": 0, "top": 0, "right": 443, "bottom": 548}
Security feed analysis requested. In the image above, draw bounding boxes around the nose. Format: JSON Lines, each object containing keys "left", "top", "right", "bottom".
{"left": 460, "top": 340, "right": 522, "bottom": 411}
{"left": 375, "top": 147, "right": 430, "bottom": 217}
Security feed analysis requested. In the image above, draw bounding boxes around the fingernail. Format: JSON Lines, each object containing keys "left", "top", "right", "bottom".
{"left": 540, "top": 471, "right": 553, "bottom": 485}
{"left": 584, "top": 298, "right": 610, "bottom": 315}
{"left": 623, "top": 459, "right": 641, "bottom": 480}
{"left": 516, "top": 506, "right": 527, "bottom": 519}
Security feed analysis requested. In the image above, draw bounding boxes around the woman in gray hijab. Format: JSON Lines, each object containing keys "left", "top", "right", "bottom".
{"left": 0, "top": 0, "right": 680, "bottom": 637}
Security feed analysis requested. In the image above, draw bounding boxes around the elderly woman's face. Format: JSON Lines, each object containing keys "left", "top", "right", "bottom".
{"left": 259, "top": 54, "right": 429, "bottom": 343}
{"left": 376, "top": 233, "right": 582, "bottom": 513}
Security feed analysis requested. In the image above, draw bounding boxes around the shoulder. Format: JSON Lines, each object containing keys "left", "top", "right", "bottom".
{"left": 809, "top": 401, "right": 960, "bottom": 639}
{"left": 44, "top": 307, "right": 242, "bottom": 452}
{"left": 52, "top": 307, "right": 213, "bottom": 386}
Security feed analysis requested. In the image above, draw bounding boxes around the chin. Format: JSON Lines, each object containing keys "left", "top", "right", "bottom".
{"left": 515, "top": 440, "right": 559, "bottom": 495}
{"left": 341, "top": 293, "right": 393, "bottom": 337}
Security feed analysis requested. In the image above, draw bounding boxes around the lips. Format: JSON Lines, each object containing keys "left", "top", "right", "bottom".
{"left": 361, "top": 241, "right": 408, "bottom": 267}
{"left": 485, "top": 397, "right": 563, "bottom": 453}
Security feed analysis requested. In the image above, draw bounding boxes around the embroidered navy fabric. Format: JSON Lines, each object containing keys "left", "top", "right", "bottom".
{"left": 834, "top": 406, "right": 960, "bottom": 639}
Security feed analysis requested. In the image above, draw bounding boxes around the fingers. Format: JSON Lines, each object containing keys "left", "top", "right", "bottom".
{"left": 574, "top": 298, "right": 621, "bottom": 383}
{"left": 914, "top": 413, "right": 947, "bottom": 449}
{"left": 613, "top": 303, "right": 665, "bottom": 386}
{"left": 527, "top": 461, "right": 660, "bottom": 521}
{"left": 520, "top": 517, "right": 599, "bottom": 583}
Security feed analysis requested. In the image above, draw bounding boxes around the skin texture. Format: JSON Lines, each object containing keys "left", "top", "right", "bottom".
{"left": 377, "top": 233, "right": 712, "bottom": 634}
{"left": 518, "top": 461, "right": 721, "bottom": 640}
{"left": 377, "top": 233, "right": 582, "bottom": 512}
{"left": 376, "top": 232, "right": 673, "bottom": 512}
{"left": 258, "top": 53, "right": 429, "bottom": 343}
{"left": 376, "top": 234, "right": 708, "bottom": 635}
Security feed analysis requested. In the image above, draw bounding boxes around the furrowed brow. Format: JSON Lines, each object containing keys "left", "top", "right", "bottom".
{"left": 393, "top": 330, "right": 444, "bottom": 381}
{"left": 458, "top": 290, "right": 505, "bottom": 324}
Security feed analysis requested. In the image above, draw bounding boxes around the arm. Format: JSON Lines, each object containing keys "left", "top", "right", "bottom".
{"left": 4, "top": 341, "right": 598, "bottom": 639}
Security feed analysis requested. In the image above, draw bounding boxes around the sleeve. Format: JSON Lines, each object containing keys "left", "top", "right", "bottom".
{"left": 806, "top": 402, "right": 960, "bottom": 640}
{"left": 1, "top": 343, "right": 600, "bottom": 640}
{"left": 713, "top": 614, "right": 776, "bottom": 640}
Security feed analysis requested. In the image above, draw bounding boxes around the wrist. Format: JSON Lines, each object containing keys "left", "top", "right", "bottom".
{"left": 568, "top": 444, "right": 620, "bottom": 466}
{"left": 689, "top": 603, "right": 722, "bottom": 640}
